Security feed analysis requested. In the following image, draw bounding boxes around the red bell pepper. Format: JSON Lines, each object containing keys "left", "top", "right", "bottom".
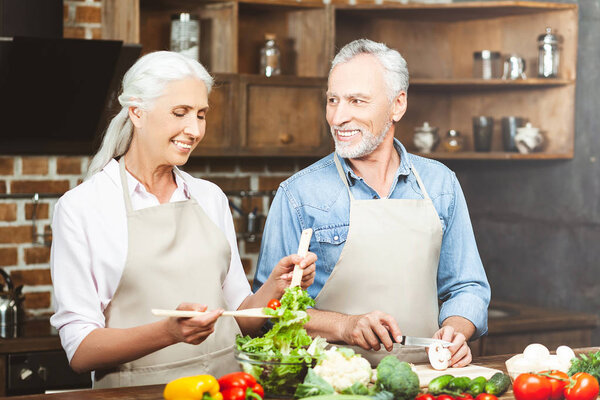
{"left": 218, "top": 372, "right": 264, "bottom": 400}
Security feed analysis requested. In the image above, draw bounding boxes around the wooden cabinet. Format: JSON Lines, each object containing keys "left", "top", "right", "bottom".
{"left": 104, "top": 1, "right": 577, "bottom": 159}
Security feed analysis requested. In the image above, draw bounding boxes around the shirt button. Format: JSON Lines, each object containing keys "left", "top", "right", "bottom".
{"left": 333, "top": 235, "right": 339, "bottom": 241}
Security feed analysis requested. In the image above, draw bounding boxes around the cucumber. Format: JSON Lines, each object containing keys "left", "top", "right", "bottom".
{"left": 484, "top": 372, "right": 511, "bottom": 396}
{"left": 428, "top": 374, "right": 454, "bottom": 394}
{"left": 448, "top": 376, "right": 472, "bottom": 392}
{"left": 467, "top": 376, "right": 487, "bottom": 396}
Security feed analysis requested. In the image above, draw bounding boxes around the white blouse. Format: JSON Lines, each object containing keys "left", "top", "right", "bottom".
{"left": 50, "top": 159, "right": 252, "bottom": 362}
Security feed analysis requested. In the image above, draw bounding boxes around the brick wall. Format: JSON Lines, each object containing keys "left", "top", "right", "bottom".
{"left": 63, "top": 0, "right": 102, "bottom": 40}
{"left": 0, "top": 155, "right": 317, "bottom": 317}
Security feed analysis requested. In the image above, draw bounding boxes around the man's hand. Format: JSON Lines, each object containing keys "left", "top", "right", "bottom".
{"left": 433, "top": 325, "right": 471, "bottom": 367}
{"left": 165, "top": 303, "right": 223, "bottom": 345}
{"left": 342, "top": 310, "right": 402, "bottom": 352}
{"left": 266, "top": 252, "right": 317, "bottom": 295}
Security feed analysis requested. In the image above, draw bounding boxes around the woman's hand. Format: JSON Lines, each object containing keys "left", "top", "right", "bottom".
{"left": 267, "top": 252, "right": 317, "bottom": 295}
{"left": 165, "top": 302, "right": 223, "bottom": 345}
{"left": 433, "top": 324, "right": 472, "bottom": 367}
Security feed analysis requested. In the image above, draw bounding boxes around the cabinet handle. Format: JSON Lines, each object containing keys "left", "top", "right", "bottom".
{"left": 279, "top": 133, "right": 293, "bottom": 144}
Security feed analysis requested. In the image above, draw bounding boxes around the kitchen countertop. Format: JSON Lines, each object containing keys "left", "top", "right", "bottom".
{"left": 0, "top": 318, "right": 61, "bottom": 354}
{"left": 3, "top": 347, "right": 598, "bottom": 400}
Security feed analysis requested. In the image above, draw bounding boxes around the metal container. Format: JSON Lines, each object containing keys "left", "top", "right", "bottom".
{"left": 0, "top": 269, "right": 25, "bottom": 331}
{"left": 538, "top": 27, "right": 560, "bottom": 78}
{"left": 473, "top": 116, "right": 494, "bottom": 152}
{"left": 413, "top": 122, "right": 439, "bottom": 153}
{"left": 473, "top": 50, "right": 502, "bottom": 79}
{"left": 501, "top": 116, "right": 524, "bottom": 152}
{"left": 170, "top": 13, "right": 200, "bottom": 60}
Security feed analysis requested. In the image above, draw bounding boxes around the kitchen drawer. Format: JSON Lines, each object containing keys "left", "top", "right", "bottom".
{"left": 7, "top": 350, "right": 91, "bottom": 396}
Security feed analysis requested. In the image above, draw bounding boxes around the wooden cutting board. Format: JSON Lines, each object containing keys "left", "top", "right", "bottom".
{"left": 413, "top": 363, "right": 503, "bottom": 387}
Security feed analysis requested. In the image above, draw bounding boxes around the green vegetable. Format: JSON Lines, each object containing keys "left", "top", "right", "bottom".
{"left": 236, "top": 286, "right": 325, "bottom": 396}
{"left": 568, "top": 350, "right": 600, "bottom": 382}
{"left": 448, "top": 376, "right": 471, "bottom": 392}
{"left": 340, "top": 382, "right": 370, "bottom": 396}
{"left": 375, "top": 355, "right": 420, "bottom": 400}
{"left": 484, "top": 372, "right": 511, "bottom": 396}
{"left": 428, "top": 374, "right": 454, "bottom": 394}
{"left": 467, "top": 376, "right": 487, "bottom": 396}
{"left": 294, "top": 368, "right": 334, "bottom": 398}
{"left": 299, "top": 393, "right": 394, "bottom": 400}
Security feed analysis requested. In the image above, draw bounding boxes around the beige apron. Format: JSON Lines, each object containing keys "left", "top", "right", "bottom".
{"left": 315, "top": 155, "right": 443, "bottom": 365}
{"left": 94, "top": 158, "right": 241, "bottom": 388}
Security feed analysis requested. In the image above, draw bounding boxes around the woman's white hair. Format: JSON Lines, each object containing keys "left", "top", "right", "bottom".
{"left": 330, "top": 39, "right": 409, "bottom": 101}
{"left": 86, "top": 51, "right": 214, "bottom": 179}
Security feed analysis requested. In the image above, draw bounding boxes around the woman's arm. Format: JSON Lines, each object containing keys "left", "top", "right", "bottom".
{"left": 70, "top": 304, "right": 223, "bottom": 373}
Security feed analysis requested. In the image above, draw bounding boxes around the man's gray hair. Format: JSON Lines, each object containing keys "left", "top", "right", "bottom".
{"left": 330, "top": 39, "right": 409, "bottom": 101}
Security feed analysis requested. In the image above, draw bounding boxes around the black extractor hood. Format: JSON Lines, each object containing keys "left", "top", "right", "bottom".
{"left": 0, "top": 0, "right": 141, "bottom": 155}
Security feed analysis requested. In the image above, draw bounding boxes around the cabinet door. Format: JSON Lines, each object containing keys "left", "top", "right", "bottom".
{"left": 239, "top": 75, "right": 331, "bottom": 156}
{"left": 192, "top": 74, "right": 238, "bottom": 156}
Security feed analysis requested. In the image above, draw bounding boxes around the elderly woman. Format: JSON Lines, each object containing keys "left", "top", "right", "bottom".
{"left": 50, "top": 51, "right": 316, "bottom": 388}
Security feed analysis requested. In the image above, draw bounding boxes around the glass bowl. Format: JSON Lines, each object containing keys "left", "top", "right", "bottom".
{"left": 234, "top": 348, "right": 315, "bottom": 398}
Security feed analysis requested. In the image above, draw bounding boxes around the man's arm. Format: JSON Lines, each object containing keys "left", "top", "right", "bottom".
{"left": 305, "top": 308, "right": 403, "bottom": 352}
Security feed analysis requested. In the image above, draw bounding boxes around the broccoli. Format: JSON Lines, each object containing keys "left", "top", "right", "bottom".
{"left": 375, "top": 356, "right": 420, "bottom": 400}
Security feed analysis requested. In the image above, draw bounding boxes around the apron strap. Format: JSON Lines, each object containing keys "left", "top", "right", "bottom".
{"left": 118, "top": 158, "right": 134, "bottom": 214}
{"left": 410, "top": 164, "right": 432, "bottom": 200}
{"left": 333, "top": 154, "right": 355, "bottom": 201}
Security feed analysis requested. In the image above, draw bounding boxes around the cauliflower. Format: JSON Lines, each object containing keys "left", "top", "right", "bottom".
{"left": 313, "top": 347, "right": 372, "bottom": 392}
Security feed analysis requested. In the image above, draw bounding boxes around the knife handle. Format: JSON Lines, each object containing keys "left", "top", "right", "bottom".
{"left": 379, "top": 330, "right": 404, "bottom": 344}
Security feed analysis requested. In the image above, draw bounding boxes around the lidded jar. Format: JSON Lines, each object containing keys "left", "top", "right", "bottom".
{"left": 170, "top": 13, "right": 200, "bottom": 60}
{"left": 538, "top": 27, "right": 560, "bottom": 78}
{"left": 442, "top": 129, "right": 464, "bottom": 152}
{"left": 413, "top": 122, "right": 439, "bottom": 153}
{"left": 260, "top": 33, "right": 281, "bottom": 77}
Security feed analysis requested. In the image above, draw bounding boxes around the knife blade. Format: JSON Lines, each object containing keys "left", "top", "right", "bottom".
{"left": 399, "top": 336, "right": 453, "bottom": 348}
{"left": 380, "top": 331, "right": 452, "bottom": 347}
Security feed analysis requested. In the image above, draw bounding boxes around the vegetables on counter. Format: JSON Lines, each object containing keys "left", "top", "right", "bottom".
{"left": 506, "top": 344, "right": 575, "bottom": 380}
{"left": 163, "top": 374, "right": 223, "bottom": 400}
{"left": 427, "top": 373, "right": 511, "bottom": 397}
{"left": 484, "top": 372, "right": 512, "bottom": 396}
{"left": 564, "top": 372, "right": 600, "bottom": 400}
{"left": 235, "top": 286, "right": 327, "bottom": 397}
{"left": 376, "top": 355, "right": 421, "bottom": 400}
{"left": 512, "top": 370, "right": 599, "bottom": 400}
{"left": 217, "top": 372, "right": 264, "bottom": 400}
{"left": 312, "top": 347, "right": 373, "bottom": 393}
{"left": 568, "top": 350, "right": 600, "bottom": 382}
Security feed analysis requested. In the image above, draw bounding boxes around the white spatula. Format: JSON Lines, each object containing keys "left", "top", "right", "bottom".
{"left": 151, "top": 307, "right": 272, "bottom": 319}
{"left": 290, "top": 228, "right": 313, "bottom": 288}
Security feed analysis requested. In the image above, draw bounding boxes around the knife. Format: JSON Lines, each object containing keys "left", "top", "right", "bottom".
{"left": 381, "top": 331, "right": 452, "bottom": 348}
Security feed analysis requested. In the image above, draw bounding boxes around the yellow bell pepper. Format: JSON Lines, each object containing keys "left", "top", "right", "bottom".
{"left": 163, "top": 374, "right": 223, "bottom": 400}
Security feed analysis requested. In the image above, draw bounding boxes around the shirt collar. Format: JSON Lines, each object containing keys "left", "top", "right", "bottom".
{"left": 104, "top": 159, "right": 191, "bottom": 199}
{"left": 338, "top": 138, "right": 412, "bottom": 186}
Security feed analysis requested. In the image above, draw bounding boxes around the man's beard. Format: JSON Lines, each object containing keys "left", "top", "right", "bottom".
{"left": 331, "top": 120, "right": 392, "bottom": 159}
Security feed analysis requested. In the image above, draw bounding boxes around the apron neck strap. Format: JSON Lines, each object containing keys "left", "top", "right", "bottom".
{"left": 333, "top": 154, "right": 355, "bottom": 201}
{"left": 410, "top": 164, "right": 431, "bottom": 200}
{"left": 118, "top": 157, "right": 134, "bottom": 214}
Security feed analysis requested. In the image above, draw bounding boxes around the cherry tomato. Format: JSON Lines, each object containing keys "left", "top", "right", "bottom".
{"left": 416, "top": 394, "right": 436, "bottom": 400}
{"left": 266, "top": 298, "right": 281, "bottom": 310}
{"left": 475, "top": 394, "right": 499, "bottom": 400}
{"left": 564, "top": 372, "right": 600, "bottom": 400}
{"left": 539, "top": 370, "right": 569, "bottom": 400}
{"left": 513, "top": 373, "right": 552, "bottom": 400}
{"left": 437, "top": 394, "right": 456, "bottom": 400}
{"left": 457, "top": 394, "right": 474, "bottom": 400}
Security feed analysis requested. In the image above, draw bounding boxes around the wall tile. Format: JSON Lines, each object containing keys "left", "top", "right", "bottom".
{"left": 0, "top": 204, "right": 17, "bottom": 222}
{"left": 57, "top": 157, "right": 82, "bottom": 175}
{"left": 0, "top": 157, "right": 14, "bottom": 175}
{"left": 25, "top": 203, "right": 49, "bottom": 220}
{"left": 24, "top": 247, "right": 51, "bottom": 265}
{"left": 24, "top": 292, "right": 51, "bottom": 310}
{"left": 0, "top": 226, "right": 31, "bottom": 244}
{"left": 11, "top": 180, "right": 70, "bottom": 194}
{"left": 22, "top": 158, "right": 49, "bottom": 175}
{"left": 0, "top": 248, "right": 18, "bottom": 267}
{"left": 11, "top": 268, "right": 52, "bottom": 286}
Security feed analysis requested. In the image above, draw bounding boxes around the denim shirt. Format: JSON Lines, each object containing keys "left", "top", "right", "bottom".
{"left": 253, "top": 139, "right": 491, "bottom": 339}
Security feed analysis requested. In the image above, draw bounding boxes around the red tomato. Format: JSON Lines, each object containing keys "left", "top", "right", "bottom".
{"left": 266, "top": 298, "right": 281, "bottom": 310}
{"left": 458, "top": 394, "right": 474, "bottom": 400}
{"left": 437, "top": 394, "right": 456, "bottom": 400}
{"left": 513, "top": 373, "right": 552, "bottom": 400}
{"left": 416, "top": 394, "right": 436, "bottom": 400}
{"left": 564, "top": 373, "right": 600, "bottom": 400}
{"left": 539, "top": 370, "right": 569, "bottom": 400}
{"left": 475, "top": 394, "right": 499, "bottom": 400}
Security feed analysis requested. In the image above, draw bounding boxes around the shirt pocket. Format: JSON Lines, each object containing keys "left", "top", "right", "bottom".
{"left": 314, "top": 224, "right": 349, "bottom": 273}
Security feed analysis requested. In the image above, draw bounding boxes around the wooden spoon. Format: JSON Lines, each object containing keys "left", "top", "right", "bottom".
{"left": 290, "top": 228, "right": 313, "bottom": 288}
{"left": 151, "top": 307, "right": 272, "bottom": 319}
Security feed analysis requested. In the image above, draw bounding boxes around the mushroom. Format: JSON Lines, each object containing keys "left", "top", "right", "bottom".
{"left": 428, "top": 343, "right": 452, "bottom": 370}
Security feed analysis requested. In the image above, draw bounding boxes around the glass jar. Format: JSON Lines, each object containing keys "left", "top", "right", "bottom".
{"left": 473, "top": 50, "right": 502, "bottom": 79}
{"left": 538, "top": 27, "right": 560, "bottom": 78}
{"left": 442, "top": 129, "right": 464, "bottom": 152}
{"left": 170, "top": 13, "right": 200, "bottom": 60}
{"left": 260, "top": 33, "right": 281, "bottom": 77}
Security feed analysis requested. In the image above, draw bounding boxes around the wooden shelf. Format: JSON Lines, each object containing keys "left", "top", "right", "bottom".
{"left": 415, "top": 151, "right": 574, "bottom": 160}
{"left": 411, "top": 78, "right": 574, "bottom": 90}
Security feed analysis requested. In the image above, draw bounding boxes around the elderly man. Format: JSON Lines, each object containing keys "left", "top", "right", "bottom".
{"left": 253, "top": 39, "right": 490, "bottom": 367}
